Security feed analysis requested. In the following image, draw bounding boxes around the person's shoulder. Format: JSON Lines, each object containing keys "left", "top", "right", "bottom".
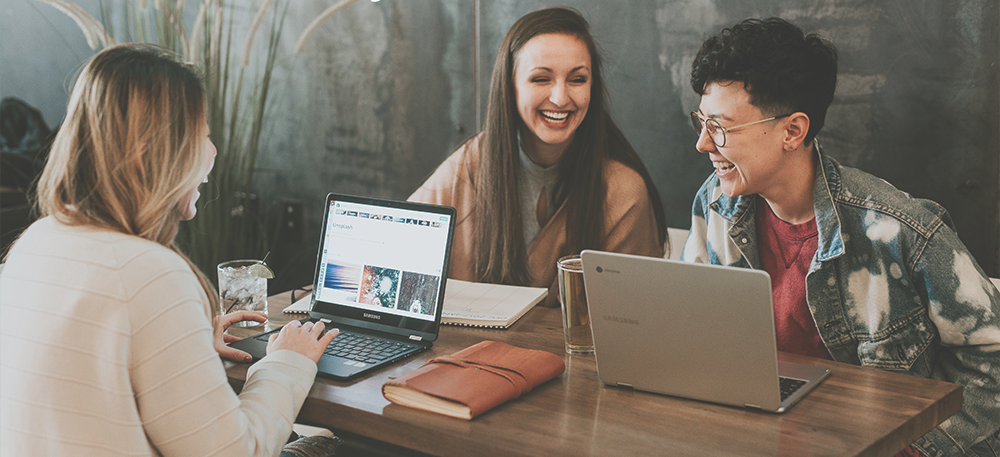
{"left": 410, "top": 134, "right": 485, "bottom": 206}
{"left": 15, "top": 216, "right": 174, "bottom": 265}
{"left": 93, "top": 226, "right": 187, "bottom": 272}
{"left": 603, "top": 158, "right": 641, "bottom": 177}
{"left": 422, "top": 134, "right": 482, "bottom": 182}
{"left": 443, "top": 133, "right": 484, "bottom": 169}
{"left": 828, "top": 157, "right": 949, "bottom": 230}
{"left": 9, "top": 217, "right": 196, "bottom": 302}
{"left": 117, "top": 244, "right": 205, "bottom": 317}
{"left": 602, "top": 159, "right": 649, "bottom": 198}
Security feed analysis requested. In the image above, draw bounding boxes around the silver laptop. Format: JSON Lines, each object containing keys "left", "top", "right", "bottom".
{"left": 580, "top": 250, "right": 830, "bottom": 413}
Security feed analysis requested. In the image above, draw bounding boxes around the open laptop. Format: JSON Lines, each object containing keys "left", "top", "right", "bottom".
{"left": 580, "top": 250, "right": 830, "bottom": 413}
{"left": 230, "top": 193, "right": 456, "bottom": 380}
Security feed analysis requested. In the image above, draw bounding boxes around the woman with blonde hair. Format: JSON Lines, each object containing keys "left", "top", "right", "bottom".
{"left": 0, "top": 43, "right": 338, "bottom": 456}
{"left": 411, "top": 7, "right": 666, "bottom": 305}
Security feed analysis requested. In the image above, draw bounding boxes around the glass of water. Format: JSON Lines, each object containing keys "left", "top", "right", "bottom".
{"left": 217, "top": 259, "right": 270, "bottom": 328}
{"left": 557, "top": 255, "right": 594, "bottom": 355}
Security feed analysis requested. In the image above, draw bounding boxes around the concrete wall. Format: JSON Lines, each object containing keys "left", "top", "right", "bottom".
{"left": 2, "top": 0, "right": 997, "bottom": 282}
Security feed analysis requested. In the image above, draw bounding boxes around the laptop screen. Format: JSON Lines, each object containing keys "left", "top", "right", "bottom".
{"left": 310, "top": 194, "right": 455, "bottom": 339}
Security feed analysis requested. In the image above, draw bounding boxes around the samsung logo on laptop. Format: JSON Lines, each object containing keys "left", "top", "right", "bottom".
{"left": 363, "top": 312, "right": 381, "bottom": 320}
{"left": 603, "top": 315, "right": 639, "bottom": 326}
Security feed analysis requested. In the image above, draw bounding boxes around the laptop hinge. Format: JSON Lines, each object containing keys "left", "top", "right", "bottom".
{"left": 616, "top": 382, "right": 633, "bottom": 388}
{"left": 408, "top": 335, "right": 422, "bottom": 341}
{"left": 744, "top": 403, "right": 762, "bottom": 410}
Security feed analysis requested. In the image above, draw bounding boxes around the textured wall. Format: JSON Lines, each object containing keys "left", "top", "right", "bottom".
{"left": 2, "top": 0, "right": 998, "bottom": 282}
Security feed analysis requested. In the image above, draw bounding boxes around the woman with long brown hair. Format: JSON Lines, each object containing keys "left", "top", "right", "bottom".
{"left": 410, "top": 7, "right": 666, "bottom": 305}
{"left": 0, "top": 43, "right": 338, "bottom": 456}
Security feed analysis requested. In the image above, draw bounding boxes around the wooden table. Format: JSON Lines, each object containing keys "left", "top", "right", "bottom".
{"left": 225, "top": 289, "right": 962, "bottom": 457}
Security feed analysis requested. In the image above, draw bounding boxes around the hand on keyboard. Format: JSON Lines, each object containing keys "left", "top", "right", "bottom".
{"left": 267, "top": 319, "right": 340, "bottom": 363}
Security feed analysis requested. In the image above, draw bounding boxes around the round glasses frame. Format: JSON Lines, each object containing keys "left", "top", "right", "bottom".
{"left": 690, "top": 111, "right": 791, "bottom": 148}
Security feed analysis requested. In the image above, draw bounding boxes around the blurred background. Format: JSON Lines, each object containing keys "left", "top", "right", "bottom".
{"left": 2, "top": 0, "right": 997, "bottom": 293}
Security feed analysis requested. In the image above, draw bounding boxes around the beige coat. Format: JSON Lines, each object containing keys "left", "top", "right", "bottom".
{"left": 409, "top": 135, "right": 664, "bottom": 307}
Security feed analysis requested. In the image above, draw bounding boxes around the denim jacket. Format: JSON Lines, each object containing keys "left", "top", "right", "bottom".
{"left": 681, "top": 147, "right": 1000, "bottom": 456}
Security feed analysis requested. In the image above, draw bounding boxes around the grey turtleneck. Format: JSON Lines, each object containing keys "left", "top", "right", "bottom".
{"left": 518, "top": 144, "right": 560, "bottom": 248}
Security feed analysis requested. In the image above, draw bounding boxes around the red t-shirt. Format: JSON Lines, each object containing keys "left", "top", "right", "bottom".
{"left": 755, "top": 196, "right": 831, "bottom": 360}
{"left": 758, "top": 198, "right": 919, "bottom": 455}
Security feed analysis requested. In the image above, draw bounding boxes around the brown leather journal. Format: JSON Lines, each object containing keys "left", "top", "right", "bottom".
{"left": 381, "top": 340, "right": 565, "bottom": 419}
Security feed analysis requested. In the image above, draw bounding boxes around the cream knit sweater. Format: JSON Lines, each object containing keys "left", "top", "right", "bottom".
{"left": 1, "top": 217, "right": 317, "bottom": 456}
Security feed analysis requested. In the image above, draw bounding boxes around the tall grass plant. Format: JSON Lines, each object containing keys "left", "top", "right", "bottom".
{"left": 38, "top": 0, "right": 358, "bottom": 284}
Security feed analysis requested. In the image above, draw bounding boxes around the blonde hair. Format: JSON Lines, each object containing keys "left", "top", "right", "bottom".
{"left": 36, "top": 43, "right": 218, "bottom": 314}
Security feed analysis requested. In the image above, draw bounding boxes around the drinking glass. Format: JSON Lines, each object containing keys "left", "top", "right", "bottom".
{"left": 217, "top": 259, "right": 268, "bottom": 328}
{"left": 557, "top": 255, "right": 594, "bottom": 355}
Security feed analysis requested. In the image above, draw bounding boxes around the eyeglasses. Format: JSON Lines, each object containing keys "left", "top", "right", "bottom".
{"left": 690, "top": 111, "right": 791, "bottom": 148}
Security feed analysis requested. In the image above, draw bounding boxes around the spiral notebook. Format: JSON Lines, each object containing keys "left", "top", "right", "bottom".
{"left": 283, "top": 294, "right": 313, "bottom": 314}
{"left": 440, "top": 279, "right": 547, "bottom": 329}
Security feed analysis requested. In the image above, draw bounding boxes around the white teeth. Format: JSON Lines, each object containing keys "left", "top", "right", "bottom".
{"left": 713, "top": 161, "right": 735, "bottom": 171}
{"left": 541, "top": 111, "right": 569, "bottom": 121}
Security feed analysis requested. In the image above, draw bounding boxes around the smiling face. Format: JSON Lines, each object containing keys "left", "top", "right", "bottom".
{"left": 513, "top": 33, "right": 592, "bottom": 166}
{"left": 177, "top": 122, "right": 217, "bottom": 221}
{"left": 696, "top": 81, "right": 790, "bottom": 199}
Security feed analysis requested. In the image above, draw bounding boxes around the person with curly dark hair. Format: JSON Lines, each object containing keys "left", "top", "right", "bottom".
{"left": 682, "top": 18, "right": 999, "bottom": 456}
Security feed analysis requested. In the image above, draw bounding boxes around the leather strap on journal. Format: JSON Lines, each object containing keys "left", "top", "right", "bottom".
{"left": 425, "top": 355, "right": 532, "bottom": 397}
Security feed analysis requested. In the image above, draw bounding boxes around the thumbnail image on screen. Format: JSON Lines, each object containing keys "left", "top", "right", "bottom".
{"left": 359, "top": 265, "right": 400, "bottom": 308}
{"left": 324, "top": 262, "right": 362, "bottom": 302}
{"left": 397, "top": 271, "right": 440, "bottom": 315}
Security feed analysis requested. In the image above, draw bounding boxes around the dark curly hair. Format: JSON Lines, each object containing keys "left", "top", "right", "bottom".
{"left": 691, "top": 18, "right": 838, "bottom": 143}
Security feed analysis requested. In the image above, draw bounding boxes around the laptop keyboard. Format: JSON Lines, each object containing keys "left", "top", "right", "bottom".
{"left": 254, "top": 326, "right": 419, "bottom": 364}
{"left": 779, "top": 377, "right": 808, "bottom": 401}
{"left": 322, "top": 330, "right": 420, "bottom": 364}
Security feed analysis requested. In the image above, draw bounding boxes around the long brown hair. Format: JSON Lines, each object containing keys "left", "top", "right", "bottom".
{"left": 473, "top": 7, "right": 667, "bottom": 285}
{"left": 35, "top": 43, "right": 219, "bottom": 314}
